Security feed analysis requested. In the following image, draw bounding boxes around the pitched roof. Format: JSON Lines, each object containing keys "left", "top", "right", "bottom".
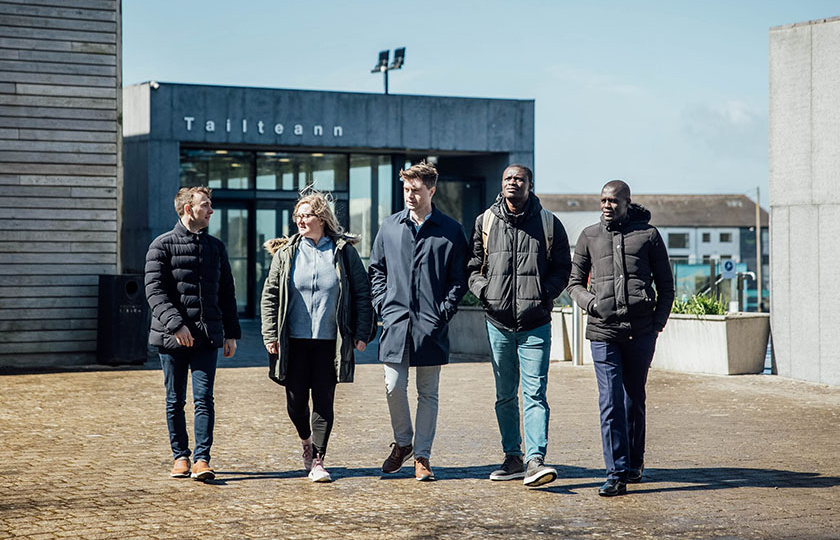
{"left": 537, "top": 193, "right": 768, "bottom": 228}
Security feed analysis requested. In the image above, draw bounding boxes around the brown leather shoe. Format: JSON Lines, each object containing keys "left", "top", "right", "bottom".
{"left": 170, "top": 458, "right": 191, "bottom": 478}
{"left": 191, "top": 460, "right": 215, "bottom": 482}
{"left": 415, "top": 457, "right": 435, "bottom": 481}
{"left": 381, "top": 443, "right": 413, "bottom": 474}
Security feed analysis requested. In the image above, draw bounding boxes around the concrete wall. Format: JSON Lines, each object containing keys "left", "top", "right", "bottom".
{"left": 770, "top": 16, "right": 840, "bottom": 385}
{"left": 0, "top": 0, "right": 121, "bottom": 367}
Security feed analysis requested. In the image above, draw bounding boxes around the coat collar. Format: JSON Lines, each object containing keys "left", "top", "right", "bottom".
{"left": 173, "top": 220, "right": 206, "bottom": 237}
{"left": 398, "top": 204, "right": 441, "bottom": 227}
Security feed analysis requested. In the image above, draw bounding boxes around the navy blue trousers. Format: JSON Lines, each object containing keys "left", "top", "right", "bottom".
{"left": 591, "top": 332, "right": 657, "bottom": 480}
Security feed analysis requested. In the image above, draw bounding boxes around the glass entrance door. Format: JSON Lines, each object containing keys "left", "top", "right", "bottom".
{"left": 208, "top": 200, "right": 297, "bottom": 319}
{"left": 435, "top": 176, "right": 485, "bottom": 238}
{"left": 208, "top": 204, "right": 251, "bottom": 315}
{"left": 256, "top": 202, "right": 296, "bottom": 317}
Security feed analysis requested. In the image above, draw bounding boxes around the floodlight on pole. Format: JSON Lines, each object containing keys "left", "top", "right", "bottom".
{"left": 370, "top": 48, "right": 405, "bottom": 95}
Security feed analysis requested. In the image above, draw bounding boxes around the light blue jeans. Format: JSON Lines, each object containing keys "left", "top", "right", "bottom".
{"left": 486, "top": 321, "right": 552, "bottom": 462}
{"left": 383, "top": 354, "right": 441, "bottom": 460}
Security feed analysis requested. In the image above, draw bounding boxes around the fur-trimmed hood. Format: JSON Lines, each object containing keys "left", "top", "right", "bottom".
{"left": 263, "top": 233, "right": 360, "bottom": 255}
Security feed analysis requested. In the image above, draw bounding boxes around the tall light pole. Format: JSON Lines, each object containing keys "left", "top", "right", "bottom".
{"left": 371, "top": 48, "right": 405, "bottom": 95}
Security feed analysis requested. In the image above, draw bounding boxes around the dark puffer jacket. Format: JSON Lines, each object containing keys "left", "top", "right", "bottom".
{"left": 567, "top": 203, "right": 674, "bottom": 342}
{"left": 145, "top": 220, "right": 241, "bottom": 350}
{"left": 467, "top": 193, "right": 571, "bottom": 332}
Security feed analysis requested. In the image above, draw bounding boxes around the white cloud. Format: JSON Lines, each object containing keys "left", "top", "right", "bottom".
{"left": 681, "top": 101, "right": 767, "bottom": 160}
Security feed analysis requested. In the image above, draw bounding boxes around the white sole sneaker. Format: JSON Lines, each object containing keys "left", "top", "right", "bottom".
{"left": 489, "top": 470, "right": 526, "bottom": 481}
{"left": 308, "top": 469, "right": 332, "bottom": 482}
{"left": 523, "top": 467, "right": 557, "bottom": 487}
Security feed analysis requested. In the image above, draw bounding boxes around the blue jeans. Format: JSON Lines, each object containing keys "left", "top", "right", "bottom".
{"left": 486, "top": 321, "right": 552, "bottom": 462}
{"left": 159, "top": 346, "right": 218, "bottom": 463}
{"left": 591, "top": 332, "right": 657, "bottom": 480}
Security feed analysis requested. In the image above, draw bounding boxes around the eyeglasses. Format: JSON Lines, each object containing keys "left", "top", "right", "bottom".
{"left": 293, "top": 212, "right": 317, "bottom": 221}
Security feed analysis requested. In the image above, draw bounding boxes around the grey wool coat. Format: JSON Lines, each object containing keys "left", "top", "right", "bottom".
{"left": 260, "top": 233, "right": 374, "bottom": 385}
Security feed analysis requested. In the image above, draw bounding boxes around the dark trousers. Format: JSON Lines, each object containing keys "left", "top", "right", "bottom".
{"left": 591, "top": 332, "right": 657, "bottom": 480}
{"left": 285, "top": 338, "right": 338, "bottom": 457}
{"left": 159, "top": 345, "right": 218, "bottom": 463}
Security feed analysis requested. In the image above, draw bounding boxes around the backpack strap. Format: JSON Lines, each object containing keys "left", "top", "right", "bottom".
{"left": 481, "top": 209, "right": 496, "bottom": 274}
{"left": 540, "top": 209, "right": 554, "bottom": 261}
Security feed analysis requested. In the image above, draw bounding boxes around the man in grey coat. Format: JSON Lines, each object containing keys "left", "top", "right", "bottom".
{"left": 369, "top": 161, "right": 469, "bottom": 481}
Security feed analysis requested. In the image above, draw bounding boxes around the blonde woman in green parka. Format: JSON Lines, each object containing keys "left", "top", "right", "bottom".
{"left": 260, "top": 191, "right": 374, "bottom": 483}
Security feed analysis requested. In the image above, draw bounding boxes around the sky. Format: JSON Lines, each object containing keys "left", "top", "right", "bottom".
{"left": 122, "top": 1, "right": 840, "bottom": 207}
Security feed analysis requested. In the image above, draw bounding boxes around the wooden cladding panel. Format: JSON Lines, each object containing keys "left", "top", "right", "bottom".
{"left": 0, "top": 0, "right": 120, "bottom": 363}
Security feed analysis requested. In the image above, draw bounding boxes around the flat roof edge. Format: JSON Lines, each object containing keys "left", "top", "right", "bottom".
{"left": 771, "top": 15, "right": 840, "bottom": 31}
{"left": 124, "top": 81, "right": 534, "bottom": 104}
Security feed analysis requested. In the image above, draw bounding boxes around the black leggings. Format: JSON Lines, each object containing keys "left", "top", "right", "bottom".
{"left": 285, "top": 338, "right": 337, "bottom": 457}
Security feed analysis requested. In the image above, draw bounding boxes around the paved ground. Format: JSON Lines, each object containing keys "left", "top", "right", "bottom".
{"left": 1, "top": 322, "right": 839, "bottom": 539}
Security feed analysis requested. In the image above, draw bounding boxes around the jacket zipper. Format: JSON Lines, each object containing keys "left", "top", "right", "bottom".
{"left": 511, "top": 220, "right": 519, "bottom": 331}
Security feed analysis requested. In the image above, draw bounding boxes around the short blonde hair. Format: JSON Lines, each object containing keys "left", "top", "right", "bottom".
{"left": 294, "top": 190, "right": 344, "bottom": 238}
{"left": 174, "top": 186, "right": 212, "bottom": 217}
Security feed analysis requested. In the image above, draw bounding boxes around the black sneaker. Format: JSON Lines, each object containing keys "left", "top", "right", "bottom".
{"left": 489, "top": 455, "right": 526, "bottom": 481}
{"left": 381, "top": 442, "right": 413, "bottom": 474}
{"left": 523, "top": 456, "right": 557, "bottom": 487}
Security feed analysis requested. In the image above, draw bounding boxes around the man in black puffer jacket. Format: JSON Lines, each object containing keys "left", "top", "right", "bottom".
{"left": 468, "top": 164, "right": 571, "bottom": 488}
{"left": 567, "top": 180, "right": 674, "bottom": 497}
{"left": 145, "top": 186, "right": 241, "bottom": 482}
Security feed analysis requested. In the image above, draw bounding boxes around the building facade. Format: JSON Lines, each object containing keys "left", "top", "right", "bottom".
{"left": 0, "top": 0, "right": 122, "bottom": 367}
{"left": 123, "top": 82, "right": 534, "bottom": 318}
{"left": 770, "top": 16, "right": 840, "bottom": 386}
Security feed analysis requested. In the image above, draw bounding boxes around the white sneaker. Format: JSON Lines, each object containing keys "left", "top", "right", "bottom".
{"left": 308, "top": 456, "right": 332, "bottom": 483}
{"left": 301, "top": 438, "right": 314, "bottom": 472}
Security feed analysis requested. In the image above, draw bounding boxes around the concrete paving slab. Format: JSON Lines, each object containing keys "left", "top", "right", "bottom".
{"left": 1, "top": 355, "right": 839, "bottom": 539}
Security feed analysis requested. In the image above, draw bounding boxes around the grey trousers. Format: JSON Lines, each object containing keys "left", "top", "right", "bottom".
{"left": 383, "top": 351, "right": 441, "bottom": 460}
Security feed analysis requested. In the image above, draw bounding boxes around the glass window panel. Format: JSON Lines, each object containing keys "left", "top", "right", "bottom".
{"left": 668, "top": 233, "right": 689, "bottom": 249}
{"left": 256, "top": 152, "right": 348, "bottom": 191}
{"left": 180, "top": 149, "right": 252, "bottom": 189}
{"left": 350, "top": 155, "right": 373, "bottom": 258}
{"left": 433, "top": 180, "right": 464, "bottom": 224}
{"left": 377, "top": 156, "right": 393, "bottom": 226}
{"left": 208, "top": 207, "right": 249, "bottom": 313}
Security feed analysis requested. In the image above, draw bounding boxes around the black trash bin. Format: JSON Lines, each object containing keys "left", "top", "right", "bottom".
{"left": 97, "top": 274, "right": 149, "bottom": 365}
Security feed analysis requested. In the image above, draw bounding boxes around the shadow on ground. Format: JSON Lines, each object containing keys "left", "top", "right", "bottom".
{"left": 206, "top": 464, "right": 840, "bottom": 492}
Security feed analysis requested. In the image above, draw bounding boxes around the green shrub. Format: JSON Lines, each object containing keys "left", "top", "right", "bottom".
{"left": 671, "top": 293, "right": 727, "bottom": 315}
{"left": 460, "top": 291, "right": 482, "bottom": 307}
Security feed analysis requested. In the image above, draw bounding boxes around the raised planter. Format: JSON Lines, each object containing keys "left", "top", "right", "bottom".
{"left": 559, "top": 309, "right": 770, "bottom": 375}
{"left": 653, "top": 313, "right": 770, "bottom": 375}
{"left": 448, "top": 306, "right": 570, "bottom": 361}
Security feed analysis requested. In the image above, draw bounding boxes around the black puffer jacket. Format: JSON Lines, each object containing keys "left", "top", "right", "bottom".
{"left": 145, "top": 221, "right": 241, "bottom": 350}
{"left": 567, "top": 203, "right": 674, "bottom": 342}
{"left": 467, "top": 193, "right": 571, "bottom": 332}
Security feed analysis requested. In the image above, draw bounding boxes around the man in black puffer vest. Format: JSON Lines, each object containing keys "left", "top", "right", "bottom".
{"left": 567, "top": 180, "right": 674, "bottom": 497}
{"left": 145, "top": 186, "right": 241, "bottom": 482}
